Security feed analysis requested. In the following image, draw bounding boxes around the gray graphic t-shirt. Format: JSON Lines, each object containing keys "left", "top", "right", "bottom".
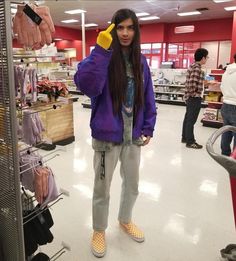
{"left": 122, "top": 53, "right": 134, "bottom": 145}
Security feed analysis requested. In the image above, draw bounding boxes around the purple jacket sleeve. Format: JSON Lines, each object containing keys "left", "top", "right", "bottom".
{"left": 74, "top": 45, "right": 112, "bottom": 98}
{"left": 142, "top": 56, "right": 157, "bottom": 137}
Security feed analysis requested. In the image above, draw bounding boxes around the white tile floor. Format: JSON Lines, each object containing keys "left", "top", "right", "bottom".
{"left": 40, "top": 96, "right": 236, "bottom": 261}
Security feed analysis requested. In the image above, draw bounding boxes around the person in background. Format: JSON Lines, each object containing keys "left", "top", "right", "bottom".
{"left": 218, "top": 64, "right": 224, "bottom": 69}
{"left": 74, "top": 9, "right": 156, "bottom": 258}
{"left": 181, "top": 48, "right": 209, "bottom": 149}
{"left": 223, "top": 63, "right": 230, "bottom": 71}
{"left": 220, "top": 53, "right": 236, "bottom": 156}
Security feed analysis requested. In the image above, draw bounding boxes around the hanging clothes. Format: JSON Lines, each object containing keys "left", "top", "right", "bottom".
{"left": 21, "top": 184, "right": 55, "bottom": 258}
{"left": 14, "top": 66, "right": 38, "bottom": 104}
{"left": 23, "top": 205, "right": 54, "bottom": 257}
{"left": 19, "top": 149, "right": 59, "bottom": 206}
{"left": 40, "top": 167, "right": 59, "bottom": 207}
{"left": 20, "top": 150, "right": 43, "bottom": 192}
{"left": 31, "top": 252, "right": 50, "bottom": 261}
{"left": 12, "top": 4, "right": 55, "bottom": 49}
{"left": 22, "top": 110, "right": 45, "bottom": 145}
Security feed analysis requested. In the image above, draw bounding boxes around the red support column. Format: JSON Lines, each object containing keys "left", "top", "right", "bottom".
{"left": 230, "top": 11, "right": 236, "bottom": 63}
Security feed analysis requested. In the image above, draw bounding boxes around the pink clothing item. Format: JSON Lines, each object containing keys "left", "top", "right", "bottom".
{"left": 22, "top": 110, "right": 36, "bottom": 145}
{"left": 35, "top": 113, "right": 45, "bottom": 133}
{"left": 13, "top": 4, "right": 41, "bottom": 48}
{"left": 17, "top": 118, "right": 23, "bottom": 139}
{"left": 231, "top": 148, "right": 236, "bottom": 159}
{"left": 13, "top": 4, "right": 54, "bottom": 49}
{"left": 22, "top": 111, "right": 44, "bottom": 145}
{"left": 41, "top": 167, "right": 59, "bottom": 208}
{"left": 29, "top": 68, "right": 37, "bottom": 102}
{"left": 20, "top": 152, "right": 43, "bottom": 192}
{"left": 36, "top": 6, "right": 55, "bottom": 46}
{"left": 34, "top": 167, "right": 49, "bottom": 204}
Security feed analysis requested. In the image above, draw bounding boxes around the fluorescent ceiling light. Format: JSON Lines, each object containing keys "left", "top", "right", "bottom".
{"left": 107, "top": 21, "right": 111, "bottom": 24}
{"left": 177, "top": 11, "right": 201, "bottom": 16}
{"left": 213, "top": 0, "right": 234, "bottom": 3}
{"left": 61, "top": 19, "right": 79, "bottom": 23}
{"left": 139, "top": 16, "right": 160, "bottom": 21}
{"left": 54, "top": 38, "right": 63, "bottom": 41}
{"left": 225, "top": 6, "right": 236, "bottom": 10}
{"left": 84, "top": 23, "right": 98, "bottom": 27}
{"left": 65, "top": 9, "right": 86, "bottom": 14}
{"left": 136, "top": 12, "right": 150, "bottom": 17}
{"left": 175, "top": 25, "right": 195, "bottom": 34}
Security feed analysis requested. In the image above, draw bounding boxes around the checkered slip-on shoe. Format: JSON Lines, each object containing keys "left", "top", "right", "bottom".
{"left": 91, "top": 231, "right": 106, "bottom": 258}
{"left": 120, "top": 222, "right": 145, "bottom": 243}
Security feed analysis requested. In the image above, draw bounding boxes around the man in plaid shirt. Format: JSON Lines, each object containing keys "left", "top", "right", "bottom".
{"left": 182, "top": 48, "right": 209, "bottom": 149}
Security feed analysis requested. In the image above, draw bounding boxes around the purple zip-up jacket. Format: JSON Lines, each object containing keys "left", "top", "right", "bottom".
{"left": 74, "top": 44, "right": 157, "bottom": 143}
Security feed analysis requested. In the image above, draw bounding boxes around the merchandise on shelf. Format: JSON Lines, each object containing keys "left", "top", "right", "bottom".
{"left": 203, "top": 108, "right": 218, "bottom": 121}
{"left": 152, "top": 68, "right": 187, "bottom": 105}
{"left": 202, "top": 69, "right": 224, "bottom": 128}
{"left": 204, "top": 92, "right": 222, "bottom": 102}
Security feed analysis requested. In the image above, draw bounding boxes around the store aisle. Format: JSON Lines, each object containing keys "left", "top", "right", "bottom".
{"left": 41, "top": 97, "right": 236, "bottom": 261}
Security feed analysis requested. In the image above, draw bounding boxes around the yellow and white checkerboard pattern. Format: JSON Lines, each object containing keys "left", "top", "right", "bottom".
{"left": 120, "top": 222, "right": 145, "bottom": 242}
{"left": 91, "top": 231, "right": 106, "bottom": 257}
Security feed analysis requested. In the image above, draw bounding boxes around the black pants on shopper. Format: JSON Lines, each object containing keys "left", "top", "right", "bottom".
{"left": 182, "top": 97, "right": 202, "bottom": 144}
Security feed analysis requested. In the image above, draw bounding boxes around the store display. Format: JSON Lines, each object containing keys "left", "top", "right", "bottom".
{"left": 154, "top": 83, "right": 186, "bottom": 105}
{"left": 5, "top": 3, "right": 72, "bottom": 259}
{"left": 202, "top": 70, "right": 224, "bottom": 128}
{"left": 152, "top": 68, "right": 186, "bottom": 105}
{"left": 13, "top": 65, "right": 73, "bottom": 260}
{"left": 37, "top": 79, "right": 69, "bottom": 102}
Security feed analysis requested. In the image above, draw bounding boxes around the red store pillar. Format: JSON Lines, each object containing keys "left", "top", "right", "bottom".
{"left": 230, "top": 11, "right": 236, "bottom": 63}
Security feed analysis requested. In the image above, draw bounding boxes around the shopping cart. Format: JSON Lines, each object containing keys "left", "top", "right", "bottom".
{"left": 206, "top": 125, "right": 236, "bottom": 261}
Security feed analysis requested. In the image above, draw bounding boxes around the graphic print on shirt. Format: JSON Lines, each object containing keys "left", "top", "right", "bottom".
{"left": 122, "top": 53, "right": 134, "bottom": 117}
{"left": 123, "top": 76, "right": 134, "bottom": 117}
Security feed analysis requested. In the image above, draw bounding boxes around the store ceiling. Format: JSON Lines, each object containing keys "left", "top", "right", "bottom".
{"left": 12, "top": 0, "right": 236, "bottom": 29}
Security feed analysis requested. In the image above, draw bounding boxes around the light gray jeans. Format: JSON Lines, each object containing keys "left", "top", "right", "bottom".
{"left": 92, "top": 143, "right": 141, "bottom": 231}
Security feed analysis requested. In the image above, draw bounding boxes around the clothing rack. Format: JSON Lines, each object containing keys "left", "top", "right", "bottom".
{"left": 1, "top": 2, "right": 71, "bottom": 260}
{"left": 23, "top": 197, "right": 63, "bottom": 225}
{"left": 19, "top": 143, "right": 67, "bottom": 155}
{"left": 21, "top": 188, "right": 70, "bottom": 209}
{"left": 19, "top": 104, "right": 62, "bottom": 115}
{"left": 21, "top": 187, "right": 70, "bottom": 225}
{"left": 19, "top": 147, "right": 65, "bottom": 169}
{"left": 0, "top": 1, "right": 25, "bottom": 260}
{"left": 18, "top": 99, "right": 66, "bottom": 111}
{"left": 20, "top": 153, "right": 60, "bottom": 175}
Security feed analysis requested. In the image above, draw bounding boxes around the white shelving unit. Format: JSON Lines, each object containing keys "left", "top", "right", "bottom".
{"left": 154, "top": 83, "right": 186, "bottom": 106}
{"left": 201, "top": 70, "right": 224, "bottom": 128}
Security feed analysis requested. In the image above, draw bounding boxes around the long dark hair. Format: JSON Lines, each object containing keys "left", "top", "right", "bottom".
{"left": 108, "top": 9, "right": 144, "bottom": 115}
